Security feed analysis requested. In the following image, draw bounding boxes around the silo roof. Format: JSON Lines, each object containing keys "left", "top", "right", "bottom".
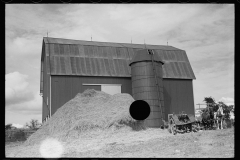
{"left": 129, "top": 49, "right": 164, "bottom": 66}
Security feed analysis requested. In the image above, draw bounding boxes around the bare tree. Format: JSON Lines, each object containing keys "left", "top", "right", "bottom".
{"left": 25, "top": 119, "right": 41, "bottom": 130}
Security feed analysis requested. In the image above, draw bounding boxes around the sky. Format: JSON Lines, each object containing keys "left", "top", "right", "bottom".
{"left": 5, "top": 4, "right": 234, "bottom": 127}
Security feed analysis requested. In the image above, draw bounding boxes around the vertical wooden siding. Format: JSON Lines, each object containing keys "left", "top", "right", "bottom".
{"left": 49, "top": 75, "right": 194, "bottom": 122}
{"left": 50, "top": 76, "right": 132, "bottom": 116}
{"left": 163, "top": 79, "right": 195, "bottom": 120}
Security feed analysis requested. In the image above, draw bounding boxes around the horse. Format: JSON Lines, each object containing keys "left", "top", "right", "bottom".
{"left": 216, "top": 105, "right": 224, "bottom": 129}
{"left": 230, "top": 111, "right": 234, "bottom": 127}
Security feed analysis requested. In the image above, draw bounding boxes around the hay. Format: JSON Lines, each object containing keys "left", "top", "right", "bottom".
{"left": 25, "top": 89, "right": 146, "bottom": 146}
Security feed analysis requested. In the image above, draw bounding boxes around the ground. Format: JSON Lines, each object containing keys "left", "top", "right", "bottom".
{"left": 5, "top": 127, "right": 234, "bottom": 158}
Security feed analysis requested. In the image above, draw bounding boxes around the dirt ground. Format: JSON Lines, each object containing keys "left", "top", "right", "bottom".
{"left": 5, "top": 127, "right": 234, "bottom": 158}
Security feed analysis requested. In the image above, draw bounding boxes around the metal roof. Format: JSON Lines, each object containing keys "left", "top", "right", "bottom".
{"left": 42, "top": 37, "right": 196, "bottom": 79}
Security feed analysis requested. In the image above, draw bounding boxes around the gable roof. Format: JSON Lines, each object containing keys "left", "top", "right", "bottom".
{"left": 41, "top": 37, "right": 196, "bottom": 79}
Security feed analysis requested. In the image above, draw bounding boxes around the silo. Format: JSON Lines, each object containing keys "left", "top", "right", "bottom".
{"left": 129, "top": 49, "right": 164, "bottom": 128}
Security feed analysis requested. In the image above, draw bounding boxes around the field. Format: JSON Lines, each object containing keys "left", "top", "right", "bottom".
{"left": 5, "top": 127, "right": 234, "bottom": 158}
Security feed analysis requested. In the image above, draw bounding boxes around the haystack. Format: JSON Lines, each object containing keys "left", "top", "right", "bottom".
{"left": 25, "top": 89, "right": 146, "bottom": 146}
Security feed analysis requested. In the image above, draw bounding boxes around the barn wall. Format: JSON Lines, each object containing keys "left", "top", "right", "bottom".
{"left": 42, "top": 56, "right": 49, "bottom": 122}
{"left": 50, "top": 75, "right": 132, "bottom": 116}
{"left": 163, "top": 79, "right": 195, "bottom": 120}
{"left": 49, "top": 75, "right": 195, "bottom": 121}
{"left": 42, "top": 44, "right": 51, "bottom": 122}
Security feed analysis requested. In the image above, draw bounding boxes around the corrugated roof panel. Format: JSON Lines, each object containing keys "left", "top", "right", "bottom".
{"left": 44, "top": 44, "right": 49, "bottom": 56}
{"left": 162, "top": 50, "right": 169, "bottom": 61}
{"left": 91, "top": 46, "right": 97, "bottom": 58}
{"left": 117, "top": 59, "right": 125, "bottom": 75}
{"left": 55, "top": 56, "right": 61, "bottom": 74}
{"left": 85, "top": 57, "right": 92, "bottom": 75}
{"left": 176, "top": 51, "right": 182, "bottom": 61}
{"left": 63, "top": 45, "right": 70, "bottom": 56}
{"left": 99, "top": 58, "right": 107, "bottom": 76}
{"left": 77, "top": 45, "right": 85, "bottom": 57}
{"left": 119, "top": 48, "right": 127, "bottom": 59}
{"left": 113, "top": 59, "right": 120, "bottom": 75}
{"left": 50, "top": 56, "right": 55, "bottom": 74}
{"left": 182, "top": 62, "right": 191, "bottom": 78}
{"left": 104, "top": 58, "right": 111, "bottom": 76}
{"left": 60, "top": 57, "right": 66, "bottom": 74}
{"left": 102, "top": 47, "right": 108, "bottom": 58}
{"left": 79, "top": 57, "right": 86, "bottom": 75}
{"left": 179, "top": 51, "right": 185, "bottom": 61}
{"left": 45, "top": 56, "right": 49, "bottom": 74}
{"left": 96, "top": 47, "right": 103, "bottom": 58}
{"left": 186, "top": 62, "right": 196, "bottom": 79}
{"left": 59, "top": 44, "right": 64, "bottom": 56}
{"left": 53, "top": 44, "right": 59, "bottom": 55}
{"left": 122, "top": 59, "right": 130, "bottom": 75}
{"left": 127, "top": 48, "right": 134, "bottom": 59}
{"left": 108, "top": 59, "right": 116, "bottom": 76}
{"left": 83, "top": 46, "right": 91, "bottom": 57}
{"left": 162, "top": 64, "right": 167, "bottom": 77}
{"left": 110, "top": 47, "right": 118, "bottom": 59}
{"left": 170, "top": 51, "right": 176, "bottom": 61}
{"left": 69, "top": 45, "right": 74, "bottom": 56}
{"left": 90, "top": 58, "right": 96, "bottom": 75}
{"left": 89, "top": 46, "right": 94, "bottom": 58}
{"left": 174, "top": 62, "right": 183, "bottom": 78}
{"left": 95, "top": 58, "right": 102, "bottom": 76}
{"left": 169, "top": 62, "right": 177, "bottom": 77}
{"left": 94, "top": 58, "right": 101, "bottom": 75}
{"left": 75, "top": 57, "right": 82, "bottom": 75}
{"left": 105, "top": 47, "right": 113, "bottom": 59}
{"left": 165, "top": 51, "right": 171, "bottom": 61}
{"left": 168, "top": 62, "right": 176, "bottom": 78}
{"left": 182, "top": 51, "right": 189, "bottom": 62}
{"left": 171, "top": 51, "right": 177, "bottom": 61}
{"left": 69, "top": 45, "right": 78, "bottom": 56}
{"left": 178, "top": 62, "right": 187, "bottom": 78}
{"left": 64, "top": 57, "right": 72, "bottom": 74}
{"left": 70, "top": 57, "right": 77, "bottom": 75}
{"left": 154, "top": 50, "right": 163, "bottom": 60}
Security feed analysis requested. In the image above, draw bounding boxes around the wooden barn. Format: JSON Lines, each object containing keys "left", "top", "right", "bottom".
{"left": 40, "top": 37, "right": 196, "bottom": 127}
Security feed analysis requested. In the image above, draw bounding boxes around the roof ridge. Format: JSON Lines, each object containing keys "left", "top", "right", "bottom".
{"left": 43, "top": 37, "right": 183, "bottom": 51}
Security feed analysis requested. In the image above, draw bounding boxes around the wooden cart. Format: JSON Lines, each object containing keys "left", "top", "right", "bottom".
{"left": 168, "top": 113, "right": 197, "bottom": 135}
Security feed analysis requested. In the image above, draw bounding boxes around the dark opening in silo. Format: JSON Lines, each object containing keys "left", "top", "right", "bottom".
{"left": 129, "top": 49, "right": 165, "bottom": 128}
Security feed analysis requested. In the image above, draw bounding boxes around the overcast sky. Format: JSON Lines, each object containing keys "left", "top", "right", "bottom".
{"left": 5, "top": 4, "right": 234, "bottom": 127}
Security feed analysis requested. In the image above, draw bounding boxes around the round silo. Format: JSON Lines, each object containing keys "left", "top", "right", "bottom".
{"left": 129, "top": 49, "right": 164, "bottom": 128}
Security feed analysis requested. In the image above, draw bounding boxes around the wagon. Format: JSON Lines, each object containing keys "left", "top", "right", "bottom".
{"left": 168, "top": 113, "right": 197, "bottom": 135}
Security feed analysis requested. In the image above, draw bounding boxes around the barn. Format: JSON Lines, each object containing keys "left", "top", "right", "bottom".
{"left": 40, "top": 37, "right": 196, "bottom": 127}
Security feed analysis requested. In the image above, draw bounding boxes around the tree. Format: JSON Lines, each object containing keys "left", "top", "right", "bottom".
{"left": 203, "top": 97, "right": 218, "bottom": 112}
{"left": 25, "top": 119, "right": 41, "bottom": 130}
{"left": 5, "top": 124, "right": 13, "bottom": 130}
{"left": 203, "top": 96, "right": 216, "bottom": 104}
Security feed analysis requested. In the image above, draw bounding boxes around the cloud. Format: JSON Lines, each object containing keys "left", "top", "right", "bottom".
{"left": 218, "top": 97, "right": 234, "bottom": 106}
{"left": 5, "top": 72, "right": 34, "bottom": 106}
{"left": 7, "top": 91, "right": 42, "bottom": 115}
{"left": 12, "top": 123, "right": 24, "bottom": 128}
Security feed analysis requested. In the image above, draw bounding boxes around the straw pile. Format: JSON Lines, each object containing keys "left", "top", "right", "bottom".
{"left": 25, "top": 89, "right": 146, "bottom": 146}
